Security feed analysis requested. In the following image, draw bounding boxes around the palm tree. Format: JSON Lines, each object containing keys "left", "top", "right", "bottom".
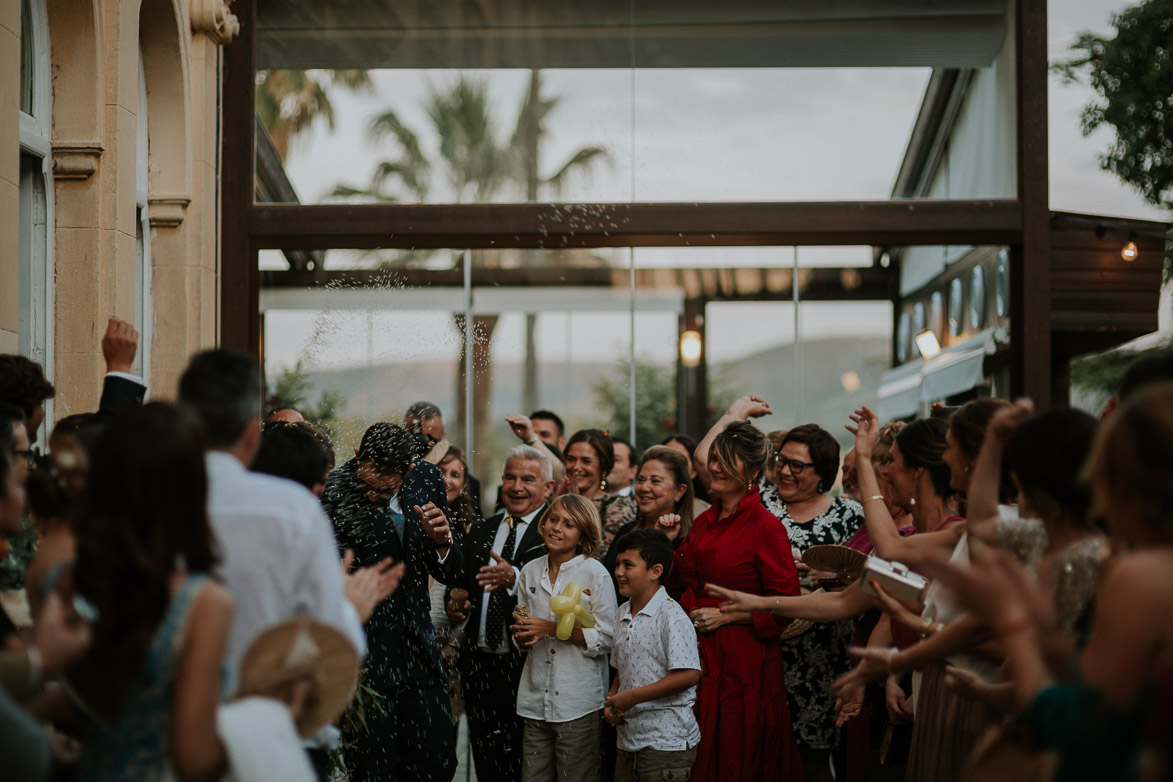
{"left": 332, "top": 72, "right": 610, "bottom": 478}
{"left": 256, "top": 70, "right": 373, "bottom": 161}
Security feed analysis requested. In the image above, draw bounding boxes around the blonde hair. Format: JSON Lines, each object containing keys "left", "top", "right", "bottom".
{"left": 871, "top": 421, "right": 906, "bottom": 470}
{"left": 1085, "top": 382, "right": 1173, "bottom": 545}
{"left": 541, "top": 494, "right": 603, "bottom": 558}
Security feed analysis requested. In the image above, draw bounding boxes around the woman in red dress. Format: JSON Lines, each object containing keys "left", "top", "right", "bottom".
{"left": 668, "top": 412, "right": 805, "bottom": 782}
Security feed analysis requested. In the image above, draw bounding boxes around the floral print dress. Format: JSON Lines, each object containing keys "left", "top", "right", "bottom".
{"left": 761, "top": 483, "right": 864, "bottom": 750}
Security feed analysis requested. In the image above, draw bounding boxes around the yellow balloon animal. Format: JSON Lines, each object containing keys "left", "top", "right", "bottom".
{"left": 549, "top": 583, "right": 597, "bottom": 641}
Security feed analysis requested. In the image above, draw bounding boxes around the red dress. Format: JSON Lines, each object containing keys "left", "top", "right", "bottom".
{"left": 668, "top": 491, "right": 805, "bottom": 782}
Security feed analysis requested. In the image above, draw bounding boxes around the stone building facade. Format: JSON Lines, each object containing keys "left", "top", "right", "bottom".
{"left": 1, "top": 0, "right": 236, "bottom": 428}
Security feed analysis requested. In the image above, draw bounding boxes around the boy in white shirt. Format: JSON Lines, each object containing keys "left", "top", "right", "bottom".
{"left": 511, "top": 495, "right": 617, "bottom": 782}
{"left": 606, "top": 529, "right": 702, "bottom": 781}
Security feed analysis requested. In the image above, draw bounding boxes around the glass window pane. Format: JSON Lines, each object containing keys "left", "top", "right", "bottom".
{"left": 253, "top": 2, "right": 1017, "bottom": 205}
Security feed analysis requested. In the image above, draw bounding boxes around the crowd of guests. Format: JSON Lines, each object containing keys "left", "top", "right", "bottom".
{"left": 0, "top": 319, "right": 1171, "bottom": 782}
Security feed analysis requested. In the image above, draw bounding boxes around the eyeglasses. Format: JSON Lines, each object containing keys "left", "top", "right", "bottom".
{"left": 777, "top": 457, "right": 816, "bottom": 475}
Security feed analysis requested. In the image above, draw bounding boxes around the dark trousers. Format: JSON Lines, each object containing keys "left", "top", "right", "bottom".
{"left": 345, "top": 677, "right": 456, "bottom": 782}
{"left": 463, "top": 648, "right": 527, "bottom": 781}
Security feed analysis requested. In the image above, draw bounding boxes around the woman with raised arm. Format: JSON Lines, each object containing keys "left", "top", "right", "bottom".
{"left": 668, "top": 418, "right": 803, "bottom": 782}
{"left": 833, "top": 403, "right": 1108, "bottom": 731}
{"left": 707, "top": 415, "right": 961, "bottom": 619}
{"left": 923, "top": 385, "right": 1173, "bottom": 782}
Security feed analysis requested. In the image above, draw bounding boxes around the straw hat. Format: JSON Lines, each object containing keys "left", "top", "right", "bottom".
{"left": 238, "top": 620, "right": 359, "bottom": 738}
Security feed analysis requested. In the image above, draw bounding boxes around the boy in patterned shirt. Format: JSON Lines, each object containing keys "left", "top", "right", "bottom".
{"left": 606, "top": 529, "right": 702, "bottom": 781}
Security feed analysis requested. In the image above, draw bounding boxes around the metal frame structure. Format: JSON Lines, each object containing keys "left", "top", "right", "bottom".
{"left": 221, "top": 0, "right": 1053, "bottom": 416}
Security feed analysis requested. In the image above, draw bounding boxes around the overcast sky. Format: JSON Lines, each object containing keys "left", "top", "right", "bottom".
{"left": 262, "top": 0, "right": 1171, "bottom": 379}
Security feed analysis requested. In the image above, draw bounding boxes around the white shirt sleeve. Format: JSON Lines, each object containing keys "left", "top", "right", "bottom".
{"left": 293, "top": 498, "right": 367, "bottom": 659}
{"left": 579, "top": 561, "right": 617, "bottom": 658}
{"left": 664, "top": 602, "right": 702, "bottom": 672}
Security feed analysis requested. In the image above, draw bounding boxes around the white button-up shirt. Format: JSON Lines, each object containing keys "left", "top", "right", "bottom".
{"left": 611, "top": 586, "right": 702, "bottom": 752}
{"left": 515, "top": 554, "right": 616, "bottom": 723}
{"left": 205, "top": 452, "right": 366, "bottom": 695}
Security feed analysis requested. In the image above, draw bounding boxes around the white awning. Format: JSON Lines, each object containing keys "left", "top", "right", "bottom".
{"left": 921, "top": 330, "right": 997, "bottom": 401}
{"left": 877, "top": 329, "right": 1000, "bottom": 419}
{"left": 876, "top": 360, "right": 923, "bottom": 420}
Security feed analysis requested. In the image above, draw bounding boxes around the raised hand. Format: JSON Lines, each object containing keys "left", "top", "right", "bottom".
{"left": 414, "top": 503, "right": 452, "bottom": 547}
{"left": 476, "top": 550, "right": 516, "bottom": 592}
{"left": 988, "top": 397, "right": 1035, "bottom": 441}
{"left": 845, "top": 406, "right": 880, "bottom": 461}
{"left": 505, "top": 413, "right": 537, "bottom": 443}
{"left": 726, "top": 394, "right": 772, "bottom": 420}
{"left": 101, "top": 316, "right": 139, "bottom": 374}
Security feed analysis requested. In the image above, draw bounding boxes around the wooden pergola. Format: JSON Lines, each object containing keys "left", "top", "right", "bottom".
{"left": 221, "top": 0, "right": 1148, "bottom": 431}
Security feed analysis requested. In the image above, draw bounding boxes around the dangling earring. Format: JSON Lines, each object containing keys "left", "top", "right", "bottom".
{"left": 599, "top": 479, "right": 607, "bottom": 492}
{"left": 747, "top": 479, "right": 754, "bottom": 491}
{"left": 817, "top": 481, "right": 828, "bottom": 493}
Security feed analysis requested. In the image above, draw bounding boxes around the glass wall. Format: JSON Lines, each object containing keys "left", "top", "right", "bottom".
{"left": 261, "top": 243, "right": 892, "bottom": 502}
{"left": 253, "top": 2, "right": 1017, "bottom": 207}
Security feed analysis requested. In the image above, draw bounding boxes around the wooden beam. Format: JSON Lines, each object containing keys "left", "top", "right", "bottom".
{"left": 259, "top": 265, "right": 898, "bottom": 302}
{"left": 245, "top": 199, "right": 1023, "bottom": 251}
{"left": 1011, "top": 0, "right": 1052, "bottom": 405}
{"left": 219, "top": 0, "right": 258, "bottom": 355}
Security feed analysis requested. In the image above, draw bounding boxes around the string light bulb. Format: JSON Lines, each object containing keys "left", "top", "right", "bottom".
{"left": 1121, "top": 233, "right": 1138, "bottom": 262}
{"left": 679, "top": 330, "right": 702, "bottom": 367}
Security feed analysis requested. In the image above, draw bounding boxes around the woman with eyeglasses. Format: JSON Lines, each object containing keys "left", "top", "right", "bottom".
{"left": 757, "top": 424, "right": 864, "bottom": 782}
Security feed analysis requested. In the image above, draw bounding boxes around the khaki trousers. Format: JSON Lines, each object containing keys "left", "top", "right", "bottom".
{"left": 521, "top": 711, "right": 603, "bottom": 782}
{"left": 614, "top": 745, "right": 697, "bottom": 782}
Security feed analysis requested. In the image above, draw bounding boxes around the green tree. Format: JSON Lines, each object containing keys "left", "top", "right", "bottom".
{"left": 256, "top": 70, "right": 373, "bottom": 161}
{"left": 267, "top": 359, "right": 344, "bottom": 425}
{"left": 593, "top": 360, "right": 679, "bottom": 451}
{"left": 331, "top": 73, "right": 609, "bottom": 477}
{"left": 593, "top": 359, "right": 739, "bottom": 450}
{"left": 1054, "top": 0, "right": 1173, "bottom": 208}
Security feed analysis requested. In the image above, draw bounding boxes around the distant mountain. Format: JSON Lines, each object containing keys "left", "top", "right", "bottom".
{"left": 300, "top": 334, "right": 890, "bottom": 451}
{"left": 718, "top": 336, "right": 890, "bottom": 449}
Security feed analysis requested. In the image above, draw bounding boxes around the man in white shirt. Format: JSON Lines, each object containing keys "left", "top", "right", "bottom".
{"left": 177, "top": 350, "right": 366, "bottom": 773}
{"left": 446, "top": 445, "right": 554, "bottom": 781}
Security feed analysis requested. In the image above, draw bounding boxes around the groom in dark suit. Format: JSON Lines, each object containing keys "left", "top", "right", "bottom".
{"left": 447, "top": 444, "right": 555, "bottom": 780}
{"left": 322, "top": 422, "right": 464, "bottom": 782}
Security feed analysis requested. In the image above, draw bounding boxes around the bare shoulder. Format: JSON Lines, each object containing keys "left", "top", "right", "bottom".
{"left": 1102, "top": 548, "right": 1173, "bottom": 593}
{"left": 191, "top": 579, "right": 234, "bottom": 618}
